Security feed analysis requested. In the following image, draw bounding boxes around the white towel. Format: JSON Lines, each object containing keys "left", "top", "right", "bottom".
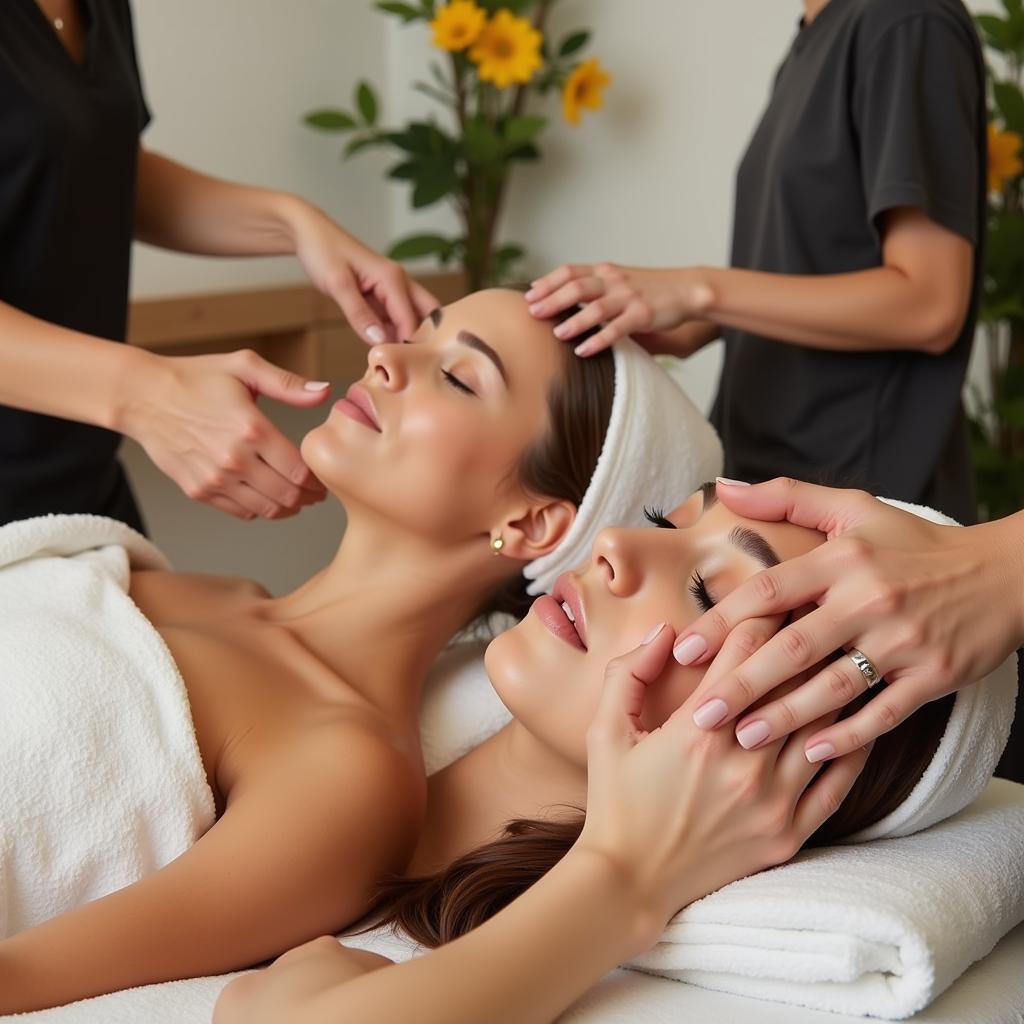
{"left": 524, "top": 340, "right": 722, "bottom": 596}
{"left": 627, "top": 778, "right": 1024, "bottom": 1019}
{"left": 0, "top": 514, "right": 216, "bottom": 938}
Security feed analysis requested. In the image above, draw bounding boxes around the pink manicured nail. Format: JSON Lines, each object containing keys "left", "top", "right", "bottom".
{"left": 574, "top": 342, "right": 595, "bottom": 357}
{"left": 524, "top": 287, "right": 539, "bottom": 302}
{"left": 529, "top": 303, "right": 545, "bottom": 316}
{"left": 641, "top": 622, "right": 666, "bottom": 645}
{"left": 715, "top": 477, "right": 750, "bottom": 488}
{"left": 806, "top": 741, "right": 836, "bottom": 763}
{"left": 692, "top": 698, "right": 728, "bottom": 730}
{"left": 673, "top": 634, "right": 707, "bottom": 665}
{"left": 553, "top": 323, "right": 568, "bottom": 338}
{"left": 303, "top": 380, "right": 330, "bottom": 391}
{"left": 365, "top": 325, "right": 386, "bottom": 344}
{"left": 736, "top": 720, "right": 771, "bottom": 749}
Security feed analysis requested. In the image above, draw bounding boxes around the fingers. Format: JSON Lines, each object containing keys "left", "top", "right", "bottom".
{"left": 252, "top": 425, "right": 327, "bottom": 498}
{"left": 714, "top": 477, "right": 875, "bottom": 538}
{"left": 791, "top": 742, "right": 872, "bottom": 841}
{"left": 802, "top": 682, "right": 921, "bottom": 762}
{"left": 524, "top": 264, "right": 591, "bottom": 306}
{"left": 587, "top": 623, "right": 676, "bottom": 756}
{"left": 208, "top": 494, "right": 257, "bottom": 521}
{"left": 528, "top": 275, "right": 606, "bottom": 325}
{"left": 410, "top": 280, "right": 441, "bottom": 320}
{"left": 328, "top": 265, "right": 391, "bottom": 345}
{"left": 231, "top": 350, "right": 332, "bottom": 408}
{"left": 672, "top": 543, "right": 849, "bottom": 670}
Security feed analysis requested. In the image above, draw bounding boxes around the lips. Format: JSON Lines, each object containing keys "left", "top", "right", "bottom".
{"left": 334, "top": 384, "right": 381, "bottom": 432}
{"left": 533, "top": 573, "right": 588, "bottom": 651}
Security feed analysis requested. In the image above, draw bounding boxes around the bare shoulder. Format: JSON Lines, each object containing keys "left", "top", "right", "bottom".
{"left": 129, "top": 568, "right": 270, "bottom": 622}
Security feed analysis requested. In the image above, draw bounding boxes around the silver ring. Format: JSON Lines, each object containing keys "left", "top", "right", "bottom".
{"left": 848, "top": 648, "right": 883, "bottom": 688}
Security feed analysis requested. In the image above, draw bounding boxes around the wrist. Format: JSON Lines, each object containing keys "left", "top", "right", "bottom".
{"left": 983, "top": 511, "right": 1024, "bottom": 648}
{"left": 107, "top": 347, "right": 169, "bottom": 437}
{"left": 682, "top": 266, "right": 719, "bottom": 320}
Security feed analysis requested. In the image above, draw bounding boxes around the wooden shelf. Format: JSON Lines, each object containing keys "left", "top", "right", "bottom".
{"left": 127, "top": 272, "right": 466, "bottom": 382}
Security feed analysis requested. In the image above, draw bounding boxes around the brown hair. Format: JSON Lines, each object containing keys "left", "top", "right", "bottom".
{"left": 364, "top": 688, "right": 955, "bottom": 947}
{"left": 481, "top": 307, "right": 615, "bottom": 623}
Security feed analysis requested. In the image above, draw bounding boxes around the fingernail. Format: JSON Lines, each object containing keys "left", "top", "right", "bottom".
{"left": 805, "top": 741, "right": 836, "bottom": 764}
{"left": 366, "top": 325, "right": 386, "bottom": 345}
{"left": 715, "top": 477, "right": 750, "bottom": 488}
{"left": 553, "top": 323, "right": 568, "bottom": 338}
{"left": 574, "top": 342, "right": 595, "bottom": 357}
{"left": 528, "top": 303, "right": 545, "bottom": 316}
{"left": 641, "top": 622, "right": 666, "bottom": 645}
{"left": 673, "top": 634, "right": 707, "bottom": 665}
{"left": 692, "top": 698, "right": 728, "bottom": 730}
{"left": 303, "top": 380, "right": 330, "bottom": 391}
{"left": 524, "top": 287, "right": 539, "bottom": 302}
{"left": 736, "top": 720, "right": 771, "bottom": 749}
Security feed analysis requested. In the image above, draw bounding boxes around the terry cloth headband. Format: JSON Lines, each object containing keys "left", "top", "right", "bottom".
{"left": 846, "top": 499, "right": 1018, "bottom": 842}
{"left": 523, "top": 339, "right": 723, "bottom": 597}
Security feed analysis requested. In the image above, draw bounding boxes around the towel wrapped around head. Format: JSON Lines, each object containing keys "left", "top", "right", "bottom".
{"left": 524, "top": 340, "right": 722, "bottom": 596}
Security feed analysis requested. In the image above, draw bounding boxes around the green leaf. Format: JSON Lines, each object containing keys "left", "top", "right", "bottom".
{"left": 411, "top": 162, "right": 458, "bottom": 207}
{"left": 386, "top": 159, "right": 420, "bottom": 180}
{"left": 419, "top": 0, "right": 437, "bottom": 16}
{"left": 375, "top": 1, "right": 423, "bottom": 22}
{"left": 463, "top": 117, "right": 502, "bottom": 164}
{"left": 388, "top": 234, "right": 455, "bottom": 260}
{"left": 303, "top": 109, "right": 357, "bottom": 131}
{"left": 505, "top": 141, "right": 541, "bottom": 162}
{"left": 1002, "top": 0, "right": 1024, "bottom": 19}
{"left": 977, "top": 13, "right": 1013, "bottom": 52}
{"left": 503, "top": 114, "right": 546, "bottom": 148}
{"left": 993, "top": 80, "right": 1024, "bottom": 135}
{"left": 344, "top": 135, "right": 384, "bottom": 158}
{"left": 356, "top": 81, "right": 379, "bottom": 126}
{"left": 558, "top": 30, "right": 590, "bottom": 57}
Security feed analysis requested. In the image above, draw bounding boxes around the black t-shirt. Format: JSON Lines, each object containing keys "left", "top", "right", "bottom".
{"left": 0, "top": 0, "right": 150, "bottom": 529}
{"left": 709, "top": 0, "right": 986, "bottom": 524}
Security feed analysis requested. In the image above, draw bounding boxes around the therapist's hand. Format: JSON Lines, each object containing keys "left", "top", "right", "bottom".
{"left": 524, "top": 263, "right": 714, "bottom": 356}
{"left": 119, "top": 349, "right": 331, "bottom": 521}
{"left": 675, "top": 478, "right": 1024, "bottom": 762}
{"left": 289, "top": 205, "right": 438, "bottom": 346}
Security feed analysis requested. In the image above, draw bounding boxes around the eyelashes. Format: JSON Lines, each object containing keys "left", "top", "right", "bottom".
{"left": 643, "top": 505, "right": 715, "bottom": 611}
{"left": 442, "top": 369, "right": 475, "bottom": 395}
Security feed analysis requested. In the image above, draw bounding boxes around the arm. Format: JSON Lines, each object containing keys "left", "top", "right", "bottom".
{"left": 526, "top": 207, "right": 972, "bottom": 357}
{"left": 0, "top": 296, "right": 327, "bottom": 518}
{"left": 676, "top": 478, "right": 1024, "bottom": 759}
{"left": 216, "top": 627, "right": 869, "bottom": 1024}
{"left": 135, "top": 148, "right": 437, "bottom": 344}
{"left": 0, "top": 734, "right": 416, "bottom": 1013}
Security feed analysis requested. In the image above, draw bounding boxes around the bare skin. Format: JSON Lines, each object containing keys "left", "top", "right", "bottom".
{"left": 0, "top": 289, "right": 577, "bottom": 1012}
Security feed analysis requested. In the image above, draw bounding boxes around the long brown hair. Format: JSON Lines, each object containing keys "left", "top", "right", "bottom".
{"left": 481, "top": 308, "right": 614, "bottom": 622}
{"left": 363, "top": 689, "right": 955, "bottom": 947}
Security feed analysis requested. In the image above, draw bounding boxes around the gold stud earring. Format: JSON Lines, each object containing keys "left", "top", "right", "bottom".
{"left": 490, "top": 535, "right": 505, "bottom": 556}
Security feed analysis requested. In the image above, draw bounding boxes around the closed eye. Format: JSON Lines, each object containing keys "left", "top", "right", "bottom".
{"left": 644, "top": 506, "right": 714, "bottom": 610}
{"left": 643, "top": 506, "right": 676, "bottom": 529}
{"left": 442, "top": 369, "right": 476, "bottom": 396}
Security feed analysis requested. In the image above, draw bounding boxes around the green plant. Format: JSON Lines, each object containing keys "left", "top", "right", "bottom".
{"left": 971, "top": 1, "right": 1024, "bottom": 519}
{"left": 303, "top": 0, "right": 611, "bottom": 290}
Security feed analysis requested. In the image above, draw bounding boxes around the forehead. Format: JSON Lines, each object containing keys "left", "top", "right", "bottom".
{"left": 669, "top": 488, "right": 824, "bottom": 564}
{"left": 437, "top": 289, "right": 565, "bottom": 389}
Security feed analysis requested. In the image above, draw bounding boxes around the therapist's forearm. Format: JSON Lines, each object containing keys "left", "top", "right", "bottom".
{"left": 698, "top": 264, "right": 961, "bottom": 355}
{"left": 134, "top": 148, "right": 311, "bottom": 257}
{"left": 0, "top": 300, "right": 155, "bottom": 430}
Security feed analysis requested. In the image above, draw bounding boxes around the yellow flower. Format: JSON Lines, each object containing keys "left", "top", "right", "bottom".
{"left": 988, "top": 121, "right": 1023, "bottom": 194}
{"left": 562, "top": 58, "right": 612, "bottom": 126}
{"left": 430, "top": 1, "right": 486, "bottom": 53}
{"left": 469, "top": 10, "right": 543, "bottom": 89}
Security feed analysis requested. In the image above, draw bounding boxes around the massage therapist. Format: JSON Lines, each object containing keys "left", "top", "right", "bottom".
{"left": 528, "top": 0, "right": 986, "bottom": 525}
{"left": 0, "top": 0, "right": 436, "bottom": 530}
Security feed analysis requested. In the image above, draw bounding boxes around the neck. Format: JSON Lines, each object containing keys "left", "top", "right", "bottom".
{"left": 264, "top": 503, "right": 511, "bottom": 723}
{"left": 803, "top": 0, "right": 830, "bottom": 24}
{"left": 410, "top": 720, "right": 587, "bottom": 875}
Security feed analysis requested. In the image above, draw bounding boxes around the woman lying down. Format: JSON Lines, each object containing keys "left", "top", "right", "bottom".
{"left": 214, "top": 483, "right": 958, "bottom": 1024}
{"left": 0, "top": 288, "right": 720, "bottom": 1012}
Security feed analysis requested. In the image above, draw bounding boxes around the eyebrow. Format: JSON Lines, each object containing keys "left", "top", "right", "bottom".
{"left": 428, "top": 307, "right": 442, "bottom": 328}
{"left": 727, "top": 525, "right": 781, "bottom": 569}
{"left": 456, "top": 330, "right": 508, "bottom": 386}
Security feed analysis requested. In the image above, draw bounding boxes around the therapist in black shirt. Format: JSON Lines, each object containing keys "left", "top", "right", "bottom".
{"left": 0, "top": 0, "right": 437, "bottom": 531}
{"left": 525, "top": 0, "right": 985, "bottom": 525}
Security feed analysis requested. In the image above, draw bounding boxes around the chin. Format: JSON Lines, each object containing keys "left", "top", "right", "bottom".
{"left": 484, "top": 622, "right": 538, "bottom": 717}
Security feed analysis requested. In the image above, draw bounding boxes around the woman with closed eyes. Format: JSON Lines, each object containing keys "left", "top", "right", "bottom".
{"left": 0, "top": 288, "right": 648, "bottom": 1013}
{"left": 214, "top": 483, "right": 955, "bottom": 1024}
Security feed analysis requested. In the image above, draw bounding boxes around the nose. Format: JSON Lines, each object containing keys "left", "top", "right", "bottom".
{"left": 366, "top": 342, "right": 408, "bottom": 391}
{"left": 590, "top": 526, "right": 648, "bottom": 597}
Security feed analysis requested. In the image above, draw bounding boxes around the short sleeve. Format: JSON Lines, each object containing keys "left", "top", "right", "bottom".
{"left": 853, "top": 13, "right": 982, "bottom": 243}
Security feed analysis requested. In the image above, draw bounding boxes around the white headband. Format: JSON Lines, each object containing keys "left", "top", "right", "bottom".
{"left": 847, "top": 499, "right": 1018, "bottom": 841}
{"left": 523, "top": 340, "right": 723, "bottom": 596}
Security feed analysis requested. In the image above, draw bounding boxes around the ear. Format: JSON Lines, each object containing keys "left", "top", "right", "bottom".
{"left": 495, "top": 498, "right": 576, "bottom": 562}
